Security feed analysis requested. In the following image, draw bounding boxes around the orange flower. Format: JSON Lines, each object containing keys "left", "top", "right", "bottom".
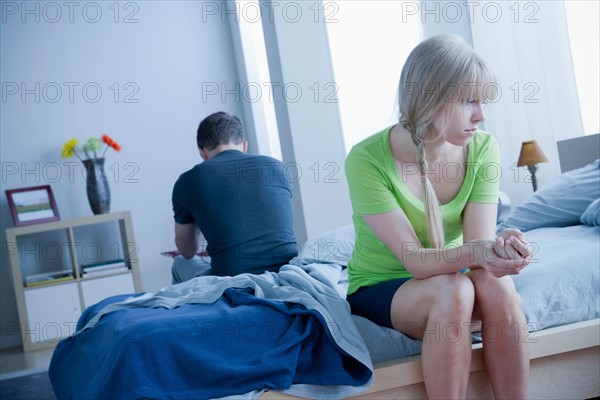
{"left": 102, "top": 134, "right": 121, "bottom": 152}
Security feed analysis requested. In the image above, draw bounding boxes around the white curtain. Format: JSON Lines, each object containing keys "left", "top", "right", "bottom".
{"left": 470, "top": 1, "right": 583, "bottom": 205}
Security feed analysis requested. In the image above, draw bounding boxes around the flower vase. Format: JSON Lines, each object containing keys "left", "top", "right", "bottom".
{"left": 83, "top": 158, "right": 111, "bottom": 214}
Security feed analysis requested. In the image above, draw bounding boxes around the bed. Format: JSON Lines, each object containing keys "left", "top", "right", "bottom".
{"left": 50, "top": 136, "right": 600, "bottom": 399}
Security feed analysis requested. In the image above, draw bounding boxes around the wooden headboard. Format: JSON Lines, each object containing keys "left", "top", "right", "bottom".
{"left": 557, "top": 133, "right": 600, "bottom": 173}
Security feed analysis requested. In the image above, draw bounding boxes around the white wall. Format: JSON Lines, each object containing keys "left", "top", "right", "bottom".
{"left": 419, "top": 1, "right": 585, "bottom": 205}
{"left": 260, "top": 1, "right": 352, "bottom": 244}
{"left": 0, "top": 1, "right": 243, "bottom": 348}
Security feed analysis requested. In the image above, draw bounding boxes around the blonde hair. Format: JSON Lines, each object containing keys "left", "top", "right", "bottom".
{"left": 398, "top": 35, "right": 496, "bottom": 249}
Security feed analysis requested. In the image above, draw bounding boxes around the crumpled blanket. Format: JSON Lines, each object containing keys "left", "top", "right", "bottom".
{"left": 49, "top": 263, "right": 373, "bottom": 399}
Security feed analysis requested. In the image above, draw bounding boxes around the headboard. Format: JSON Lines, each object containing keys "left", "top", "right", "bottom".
{"left": 557, "top": 133, "right": 600, "bottom": 173}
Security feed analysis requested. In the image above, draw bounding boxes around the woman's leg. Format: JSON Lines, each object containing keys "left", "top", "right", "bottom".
{"left": 390, "top": 272, "right": 475, "bottom": 400}
{"left": 467, "top": 268, "right": 529, "bottom": 399}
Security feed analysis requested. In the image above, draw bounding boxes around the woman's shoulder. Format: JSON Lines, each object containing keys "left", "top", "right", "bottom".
{"left": 347, "top": 127, "right": 392, "bottom": 160}
{"left": 471, "top": 129, "right": 499, "bottom": 158}
{"left": 473, "top": 129, "right": 498, "bottom": 144}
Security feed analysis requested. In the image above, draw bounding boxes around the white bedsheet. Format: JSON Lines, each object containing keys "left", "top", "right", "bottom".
{"left": 513, "top": 224, "right": 600, "bottom": 330}
{"left": 300, "top": 224, "right": 600, "bottom": 364}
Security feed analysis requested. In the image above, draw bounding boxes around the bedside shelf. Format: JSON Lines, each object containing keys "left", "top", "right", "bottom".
{"left": 5, "top": 211, "right": 142, "bottom": 351}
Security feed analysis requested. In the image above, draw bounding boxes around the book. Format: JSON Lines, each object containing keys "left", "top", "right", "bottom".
{"left": 81, "top": 260, "right": 128, "bottom": 276}
{"left": 25, "top": 270, "right": 74, "bottom": 287}
{"left": 83, "top": 267, "right": 129, "bottom": 278}
{"left": 161, "top": 250, "right": 209, "bottom": 258}
{"left": 83, "top": 261, "right": 126, "bottom": 272}
{"left": 26, "top": 275, "right": 74, "bottom": 287}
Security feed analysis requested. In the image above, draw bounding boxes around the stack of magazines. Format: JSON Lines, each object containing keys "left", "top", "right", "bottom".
{"left": 25, "top": 270, "right": 74, "bottom": 287}
{"left": 81, "top": 260, "right": 128, "bottom": 277}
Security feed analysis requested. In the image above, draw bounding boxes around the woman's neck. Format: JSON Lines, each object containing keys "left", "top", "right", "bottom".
{"left": 390, "top": 124, "right": 457, "bottom": 164}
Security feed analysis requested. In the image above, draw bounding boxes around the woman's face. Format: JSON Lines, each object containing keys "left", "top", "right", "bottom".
{"left": 433, "top": 97, "right": 486, "bottom": 146}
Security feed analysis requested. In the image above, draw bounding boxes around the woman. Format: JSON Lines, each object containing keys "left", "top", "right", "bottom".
{"left": 345, "top": 35, "right": 531, "bottom": 399}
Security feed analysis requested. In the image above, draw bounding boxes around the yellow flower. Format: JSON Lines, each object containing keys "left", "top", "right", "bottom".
{"left": 61, "top": 138, "right": 79, "bottom": 158}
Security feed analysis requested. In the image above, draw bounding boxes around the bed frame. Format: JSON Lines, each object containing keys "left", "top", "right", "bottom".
{"left": 262, "top": 134, "right": 600, "bottom": 399}
{"left": 261, "top": 319, "right": 599, "bottom": 399}
{"left": 356, "top": 319, "right": 599, "bottom": 399}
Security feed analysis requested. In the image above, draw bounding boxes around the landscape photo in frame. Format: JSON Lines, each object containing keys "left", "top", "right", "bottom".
{"left": 6, "top": 185, "right": 60, "bottom": 226}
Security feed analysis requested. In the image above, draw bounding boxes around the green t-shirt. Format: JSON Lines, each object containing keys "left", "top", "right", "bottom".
{"left": 345, "top": 127, "right": 501, "bottom": 295}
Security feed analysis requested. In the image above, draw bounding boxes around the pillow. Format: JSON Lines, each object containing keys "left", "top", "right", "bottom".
{"left": 497, "top": 159, "right": 600, "bottom": 233}
{"left": 297, "top": 224, "right": 355, "bottom": 266}
{"left": 581, "top": 198, "right": 600, "bottom": 226}
{"left": 497, "top": 191, "right": 511, "bottom": 224}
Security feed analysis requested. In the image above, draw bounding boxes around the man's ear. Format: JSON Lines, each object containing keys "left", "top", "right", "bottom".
{"left": 199, "top": 147, "right": 208, "bottom": 161}
{"left": 242, "top": 141, "right": 248, "bottom": 153}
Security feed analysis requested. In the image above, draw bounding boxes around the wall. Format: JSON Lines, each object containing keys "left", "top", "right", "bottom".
{"left": 419, "top": 1, "right": 584, "bottom": 205}
{"left": 0, "top": 1, "right": 243, "bottom": 349}
{"left": 261, "top": 1, "right": 353, "bottom": 244}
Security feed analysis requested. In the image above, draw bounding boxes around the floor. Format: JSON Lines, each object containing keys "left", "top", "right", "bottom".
{"left": 0, "top": 346, "right": 54, "bottom": 380}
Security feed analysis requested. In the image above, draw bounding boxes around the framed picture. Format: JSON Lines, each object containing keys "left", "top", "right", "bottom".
{"left": 5, "top": 185, "right": 60, "bottom": 226}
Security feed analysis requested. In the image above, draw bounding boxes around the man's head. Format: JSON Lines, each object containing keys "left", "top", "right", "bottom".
{"left": 197, "top": 112, "right": 247, "bottom": 160}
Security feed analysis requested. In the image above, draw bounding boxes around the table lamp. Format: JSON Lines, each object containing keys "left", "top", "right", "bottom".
{"left": 517, "top": 140, "right": 548, "bottom": 192}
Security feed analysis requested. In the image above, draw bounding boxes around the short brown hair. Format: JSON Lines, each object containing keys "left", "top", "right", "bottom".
{"left": 196, "top": 112, "right": 245, "bottom": 151}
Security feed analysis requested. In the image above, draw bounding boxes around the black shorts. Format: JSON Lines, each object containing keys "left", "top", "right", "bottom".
{"left": 346, "top": 278, "right": 412, "bottom": 329}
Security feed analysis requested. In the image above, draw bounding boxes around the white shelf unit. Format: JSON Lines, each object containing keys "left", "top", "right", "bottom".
{"left": 5, "top": 211, "right": 142, "bottom": 351}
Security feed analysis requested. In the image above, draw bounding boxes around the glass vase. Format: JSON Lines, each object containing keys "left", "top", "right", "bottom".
{"left": 83, "top": 158, "right": 111, "bottom": 214}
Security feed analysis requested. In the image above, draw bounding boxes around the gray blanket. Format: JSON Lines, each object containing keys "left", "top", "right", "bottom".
{"left": 76, "top": 262, "right": 374, "bottom": 399}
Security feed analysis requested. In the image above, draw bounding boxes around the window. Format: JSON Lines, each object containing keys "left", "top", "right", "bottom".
{"left": 325, "top": 1, "right": 421, "bottom": 151}
{"left": 564, "top": 0, "right": 599, "bottom": 135}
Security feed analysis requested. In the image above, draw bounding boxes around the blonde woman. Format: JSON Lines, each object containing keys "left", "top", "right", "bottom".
{"left": 345, "top": 35, "right": 531, "bottom": 399}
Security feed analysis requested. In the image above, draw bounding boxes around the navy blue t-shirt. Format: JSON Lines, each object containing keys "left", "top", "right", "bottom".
{"left": 172, "top": 150, "right": 298, "bottom": 276}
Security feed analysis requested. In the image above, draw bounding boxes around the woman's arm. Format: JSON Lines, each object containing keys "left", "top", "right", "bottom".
{"left": 464, "top": 202, "right": 531, "bottom": 261}
{"left": 463, "top": 202, "right": 497, "bottom": 241}
{"left": 363, "top": 207, "right": 527, "bottom": 279}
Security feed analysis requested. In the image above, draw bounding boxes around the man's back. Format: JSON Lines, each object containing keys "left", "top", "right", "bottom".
{"left": 173, "top": 150, "right": 297, "bottom": 276}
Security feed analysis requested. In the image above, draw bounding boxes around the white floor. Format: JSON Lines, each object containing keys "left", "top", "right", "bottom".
{"left": 0, "top": 346, "right": 54, "bottom": 380}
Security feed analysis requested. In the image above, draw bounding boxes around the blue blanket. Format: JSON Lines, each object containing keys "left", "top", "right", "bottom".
{"left": 49, "top": 264, "right": 373, "bottom": 399}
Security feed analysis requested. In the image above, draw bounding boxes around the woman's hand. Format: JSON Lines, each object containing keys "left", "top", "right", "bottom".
{"left": 495, "top": 228, "right": 532, "bottom": 260}
{"left": 469, "top": 239, "right": 529, "bottom": 278}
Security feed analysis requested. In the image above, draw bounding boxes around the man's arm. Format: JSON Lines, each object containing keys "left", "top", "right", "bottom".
{"left": 175, "top": 222, "right": 201, "bottom": 259}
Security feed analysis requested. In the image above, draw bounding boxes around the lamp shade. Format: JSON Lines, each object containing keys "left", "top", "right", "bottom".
{"left": 517, "top": 140, "right": 548, "bottom": 167}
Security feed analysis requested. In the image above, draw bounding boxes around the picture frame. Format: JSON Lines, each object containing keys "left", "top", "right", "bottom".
{"left": 5, "top": 185, "right": 60, "bottom": 227}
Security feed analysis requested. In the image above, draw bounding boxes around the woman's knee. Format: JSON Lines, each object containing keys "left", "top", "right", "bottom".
{"left": 429, "top": 273, "right": 475, "bottom": 318}
{"left": 474, "top": 274, "right": 524, "bottom": 318}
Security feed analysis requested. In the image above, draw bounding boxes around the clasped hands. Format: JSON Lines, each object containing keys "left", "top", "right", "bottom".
{"left": 471, "top": 228, "right": 532, "bottom": 278}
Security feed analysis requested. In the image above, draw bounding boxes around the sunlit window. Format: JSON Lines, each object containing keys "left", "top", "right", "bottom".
{"left": 235, "top": 0, "right": 282, "bottom": 160}
{"left": 325, "top": 1, "right": 421, "bottom": 152}
{"left": 564, "top": 0, "right": 600, "bottom": 135}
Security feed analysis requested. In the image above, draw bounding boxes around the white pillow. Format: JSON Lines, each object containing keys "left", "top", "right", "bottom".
{"left": 497, "top": 159, "right": 600, "bottom": 233}
{"left": 297, "top": 224, "right": 355, "bottom": 266}
{"left": 581, "top": 198, "right": 600, "bottom": 226}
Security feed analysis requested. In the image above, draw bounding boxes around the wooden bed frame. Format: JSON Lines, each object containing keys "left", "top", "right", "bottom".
{"left": 352, "top": 319, "right": 599, "bottom": 399}
{"left": 262, "top": 318, "right": 599, "bottom": 399}
{"left": 263, "top": 135, "right": 600, "bottom": 399}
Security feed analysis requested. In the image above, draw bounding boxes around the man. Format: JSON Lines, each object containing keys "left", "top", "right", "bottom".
{"left": 171, "top": 111, "right": 298, "bottom": 283}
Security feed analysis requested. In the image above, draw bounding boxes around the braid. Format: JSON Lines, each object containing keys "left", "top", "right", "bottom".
{"left": 399, "top": 116, "right": 415, "bottom": 138}
{"left": 413, "top": 127, "right": 445, "bottom": 249}
{"left": 411, "top": 132, "right": 427, "bottom": 183}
